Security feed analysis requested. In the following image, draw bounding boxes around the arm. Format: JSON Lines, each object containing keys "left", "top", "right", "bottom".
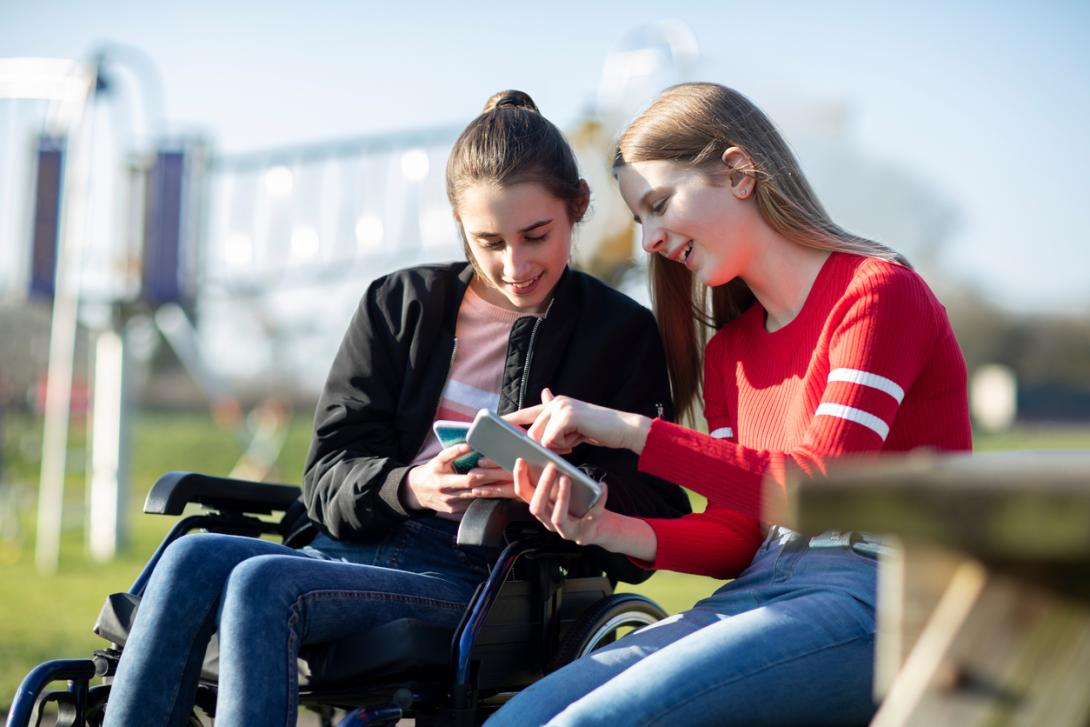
{"left": 514, "top": 463, "right": 762, "bottom": 580}
{"left": 638, "top": 270, "right": 948, "bottom": 522}
{"left": 305, "top": 272, "right": 514, "bottom": 539}
{"left": 303, "top": 278, "right": 410, "bottom": 539}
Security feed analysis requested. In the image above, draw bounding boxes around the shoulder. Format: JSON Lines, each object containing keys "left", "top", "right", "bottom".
{"left": 835, "top": 254, "right": 944, "bottom": 323}
{"left": 361, "top": 261, "right": 469, "bottom": 312}
{"left": 846, "top": 255, "right": 937, "bottom": 304}
{"left": 369, "top": 261, "right": 468, "bottom": 297}
{"left": 353, "top": 262, "right": 469, "bottom": 339}
{"left": 824, "top": 254, "right": 957, "bottom": 360}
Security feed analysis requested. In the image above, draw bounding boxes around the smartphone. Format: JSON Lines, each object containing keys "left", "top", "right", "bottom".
{"left": 432, "top": 420, "right": 482, "bottom": 474}
{"left": 466, "top": 409, "right": 602, "bottom": 517}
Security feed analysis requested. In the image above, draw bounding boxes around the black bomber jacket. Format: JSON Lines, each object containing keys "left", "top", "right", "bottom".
{"left": 302, "top": 262, "right": 691, "bottom": 583}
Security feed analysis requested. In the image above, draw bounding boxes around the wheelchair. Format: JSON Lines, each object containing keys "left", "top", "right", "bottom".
{"left": 8, "top": 471, "right": 669, "bottom": 727}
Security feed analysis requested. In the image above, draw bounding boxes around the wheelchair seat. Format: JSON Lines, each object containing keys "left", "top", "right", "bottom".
{"left": 10, "top": 472, "right": 668, "bottom": 727}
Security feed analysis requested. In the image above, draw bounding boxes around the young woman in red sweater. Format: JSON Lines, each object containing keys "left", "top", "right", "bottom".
{"left": 485, "top": 83, "right": 972, "bottom": 726}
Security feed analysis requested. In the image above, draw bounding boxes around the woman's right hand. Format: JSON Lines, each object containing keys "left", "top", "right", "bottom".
{"left": 506, "top": 388, "right": 652, "bottom": 454}
{"left": 402, "top": 443, "right": 514, "bottom": 514}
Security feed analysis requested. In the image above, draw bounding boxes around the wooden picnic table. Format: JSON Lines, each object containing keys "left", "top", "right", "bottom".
{"left": 786, "top": 449, "right": 1090, "bottom": 727}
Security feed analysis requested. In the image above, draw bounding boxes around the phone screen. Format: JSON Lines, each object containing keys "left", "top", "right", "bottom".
{"left": 432, "top": 420, "right": 481, "bottom": 473}
{"left": 466, "top": 409, "right": 601, "bottom": 516}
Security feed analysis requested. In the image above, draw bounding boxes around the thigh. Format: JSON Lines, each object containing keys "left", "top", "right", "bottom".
{"left": 140, "top": 532, "right": 305, "bottom": 611}
{"left": 485, "top": 607, "right": 721, "bottom": 727}
{"left": 548, "top": 588, "right": 876, "bottom": 727}
{"left": 303, "top": 516, "right": 491, "bottom": 593}
{"left": 220, "top": 544, "right": 485, "bottom": 645}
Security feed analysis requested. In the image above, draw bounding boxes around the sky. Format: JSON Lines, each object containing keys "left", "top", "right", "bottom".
{"left": 2, "top": 0, "right": 1090, "bottom": 314}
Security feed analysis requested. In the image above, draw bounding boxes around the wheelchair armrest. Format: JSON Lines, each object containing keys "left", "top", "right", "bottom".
{"left": 144, "top": 471, "right": 302, "bottom": 516}
{"left": 456, "top": 498, "right": 538, "bottom": 548}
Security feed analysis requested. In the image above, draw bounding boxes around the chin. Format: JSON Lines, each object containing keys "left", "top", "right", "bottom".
{"left": 701, "top": 264, "right": 738, "bottom": 288}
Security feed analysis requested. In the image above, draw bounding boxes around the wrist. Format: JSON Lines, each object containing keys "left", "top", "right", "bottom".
{"left": 400, "top": 468, "right": 423, "bottom": 511}
{"left": 593, "top": 509, "right": 625, "bottom": 551}
{"left": 619, "top": 413, "right": 652, "bottom": 454}
{"left": 595, "top": 510, "right": 657, "bottom": 562}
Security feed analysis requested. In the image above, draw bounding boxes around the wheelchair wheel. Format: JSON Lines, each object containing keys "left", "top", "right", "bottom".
{"left": 547, "top": 593, "right": 667, "bottom": 672}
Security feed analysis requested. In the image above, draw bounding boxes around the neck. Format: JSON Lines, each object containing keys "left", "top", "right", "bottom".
{"left": 742, "top": 233, "right": 831, "bottom": 333}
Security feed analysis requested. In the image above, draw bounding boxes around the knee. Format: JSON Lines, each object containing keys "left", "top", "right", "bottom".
{"left": 153, "top": 533, "right": 233, "bottom": 582}
{"left": 221, "top": 555, "right": 297, "bottom": 613}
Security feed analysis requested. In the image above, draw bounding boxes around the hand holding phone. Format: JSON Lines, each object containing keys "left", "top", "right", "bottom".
{"left": 466, "top": 409, "right": 602, "bottom": 517}
{"left": 432, "top": 420, "right": 481, "bottom": 474}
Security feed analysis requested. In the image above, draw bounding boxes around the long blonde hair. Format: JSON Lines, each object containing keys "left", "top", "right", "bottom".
{"left": 615, "top": 83, "right": 907, "bottom": 423}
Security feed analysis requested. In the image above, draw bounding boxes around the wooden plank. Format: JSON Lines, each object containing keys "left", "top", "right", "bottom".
{"left": 873, "top": 561, "right": 1090, "bottom": 727}
{"left": 777, "top": 450, "right": 1090, "bottom": 563}
{"left": 874, "top": 542, "right": 965, "bottom": 698}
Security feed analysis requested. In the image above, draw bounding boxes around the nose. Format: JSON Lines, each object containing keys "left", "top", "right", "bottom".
{"left": 640, "top": 222, "right": 667, "bottom": 254}
{"left": 503, "top": 245, "right": 533, "bottom": 279}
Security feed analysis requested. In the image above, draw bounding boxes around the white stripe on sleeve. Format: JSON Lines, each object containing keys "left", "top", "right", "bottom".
{"left": 828, "top": 368, "right": 905, "bottom": 404}
{"left": 815, "top": 403, "right": 890, "bottom": 441}
{"left": 709, "top": 426, "right": 734, "bottom": 439}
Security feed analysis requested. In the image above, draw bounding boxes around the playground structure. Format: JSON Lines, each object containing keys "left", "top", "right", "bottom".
{"left": 0, "top": 23, "right": 705, "bottom": 572}
{"left": 0, "top": 20, "right": 963, "bottom": 572}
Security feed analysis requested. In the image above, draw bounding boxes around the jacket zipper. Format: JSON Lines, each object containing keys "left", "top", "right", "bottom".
{"left": 517, "top": 299, "right": 553, "bottom": 409}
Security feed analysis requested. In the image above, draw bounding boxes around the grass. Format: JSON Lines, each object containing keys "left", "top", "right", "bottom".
{"left": 1, "top": 411, "right": 1086, "bottom": 712}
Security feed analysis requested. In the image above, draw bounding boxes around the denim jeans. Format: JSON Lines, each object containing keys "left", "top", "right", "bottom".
{"left": 103, "top": 516, "right": 489, "bottom": 727}
{"left": 486, "top": 528, "right": 878, "bottom": 727}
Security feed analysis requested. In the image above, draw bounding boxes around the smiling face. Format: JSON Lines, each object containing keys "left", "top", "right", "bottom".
{"left": 457, "top": 181, "right": 574, "bottom": 313}
{"left": 616, "top": 159, "right": 759, "bottom": 287}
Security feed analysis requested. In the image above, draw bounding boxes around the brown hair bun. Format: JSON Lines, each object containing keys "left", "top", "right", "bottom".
{"left": 483, "top": 90, "right": 539, "bottom": 114}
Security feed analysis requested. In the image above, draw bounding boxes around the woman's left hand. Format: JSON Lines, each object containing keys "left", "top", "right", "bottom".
{"left": 512, "top": 458, "right": 610, "bottom": 546}
{"left": 506, "top": 388, "right": 651, "bottom": 454}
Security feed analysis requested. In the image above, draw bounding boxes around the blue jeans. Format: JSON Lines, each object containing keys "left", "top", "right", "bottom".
{"left": 103, "top": 516, "right": 489, "bottom": 727}
{"left": 487, "top": 528, "right": 878, "bottom": 727}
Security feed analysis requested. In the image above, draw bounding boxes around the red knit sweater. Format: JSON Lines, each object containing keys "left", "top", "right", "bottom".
{"left": 636, "top": 252, "right": 972, "bottom": 579}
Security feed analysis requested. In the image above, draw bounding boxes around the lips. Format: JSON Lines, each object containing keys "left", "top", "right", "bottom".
{"left": 505, "top": 271, "right": 544, "bottom": 295}
{"left": 667, "top": 241, "right": 694, "bottom": 264}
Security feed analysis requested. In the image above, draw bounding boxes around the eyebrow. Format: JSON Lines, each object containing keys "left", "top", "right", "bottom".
{"left": 472, "top": 218, "right": 552, "bottom": 238}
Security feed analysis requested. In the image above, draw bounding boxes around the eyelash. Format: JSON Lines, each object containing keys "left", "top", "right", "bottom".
{"left": 650, "top": 198, "right": 668, "bottom": 215}
{"left": 480, "top": 232, "right": 548, "bottom": 249}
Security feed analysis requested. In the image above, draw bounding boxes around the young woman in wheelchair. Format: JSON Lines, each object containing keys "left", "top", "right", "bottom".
{"left": 486, "top": 83, "right": 973, "bottom": 726}
{"left": 101, "top": 90, "right": 690, "bottom": 727}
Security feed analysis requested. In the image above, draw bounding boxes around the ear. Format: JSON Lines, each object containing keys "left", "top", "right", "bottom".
{"left": 573, "top": 179, "right": 591, "bottom": 221}
{"left": 720, "top": 147, "right": 755, "bottom": 199}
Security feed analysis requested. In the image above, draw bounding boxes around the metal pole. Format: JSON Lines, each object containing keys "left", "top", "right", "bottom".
{"left": 87, "top": 324, "right": 129, "bottom": 561}
{"left": 35, "top": 66, "right": 94, "bottom": 573}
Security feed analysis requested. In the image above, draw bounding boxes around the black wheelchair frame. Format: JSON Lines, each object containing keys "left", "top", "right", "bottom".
{"left": 8, "top": 472, "right": 668, "bottom": 727}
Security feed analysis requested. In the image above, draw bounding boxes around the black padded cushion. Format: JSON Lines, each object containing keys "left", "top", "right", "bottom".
{"left": 94, "top": 593, "right": 453, "bottom": 687}
{"left": 301, "top": 618, "right": 453, "bottom": 687}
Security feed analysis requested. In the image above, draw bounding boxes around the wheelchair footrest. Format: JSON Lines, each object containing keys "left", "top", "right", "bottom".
{"left": 93, "top": 592, "right": 140, "bottom": 645}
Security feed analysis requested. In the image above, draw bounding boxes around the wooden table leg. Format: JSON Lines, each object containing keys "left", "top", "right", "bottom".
{"left": 873, "top": 560, "right": 1090, "bottom": 726}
